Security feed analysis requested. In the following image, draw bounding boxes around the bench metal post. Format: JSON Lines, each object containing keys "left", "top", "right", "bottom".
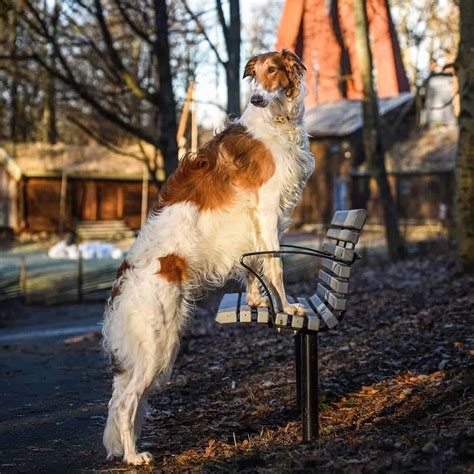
{"left": 301, "top": 331, "right": 319, "bottom": 443}
{"left": 294, "top": 333, "right": 302, "bottom": 410}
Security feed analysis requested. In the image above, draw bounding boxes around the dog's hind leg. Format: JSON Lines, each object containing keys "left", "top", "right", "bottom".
{"left": 116, "top": 365, "right": 156, "bottom": 465}
{"left": 116, "top": 323, "right": 182, "bottom": 466}
{"left": 133, "top": 389, "right": 150, "bottom": 442}
{"left": 103, "top": 370, "right": 131, "bottom": 459}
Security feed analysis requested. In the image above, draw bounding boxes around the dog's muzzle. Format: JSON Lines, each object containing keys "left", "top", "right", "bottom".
{"left": 250, "top": 94, "right": 268, "bottom": 108}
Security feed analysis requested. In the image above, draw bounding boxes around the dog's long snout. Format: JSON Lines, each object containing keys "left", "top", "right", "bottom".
{"left": 250, "top": 94, "right": 268, "bottom": 108}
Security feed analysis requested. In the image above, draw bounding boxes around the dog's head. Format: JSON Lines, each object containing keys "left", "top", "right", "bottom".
{"left": 243, "top": 50, "right": 306, "bottom": 108}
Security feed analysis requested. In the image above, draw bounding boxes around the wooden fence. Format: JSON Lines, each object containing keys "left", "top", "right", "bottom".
{"left": 0, "top": 253, "right": 118, "bottom": 305}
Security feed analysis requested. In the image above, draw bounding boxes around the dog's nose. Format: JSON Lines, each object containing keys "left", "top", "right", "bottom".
{"left": 251, "top": 95, "right": 267, "bottom": 107}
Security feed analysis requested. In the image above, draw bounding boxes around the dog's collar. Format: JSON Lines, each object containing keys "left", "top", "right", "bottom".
{"left": 273, "top": 114, "right": 299, "bottom": 124}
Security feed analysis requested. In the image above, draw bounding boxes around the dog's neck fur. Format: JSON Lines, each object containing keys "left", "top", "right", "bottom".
{"left": 239, "top": 82, "right": 314, "bottom": 229}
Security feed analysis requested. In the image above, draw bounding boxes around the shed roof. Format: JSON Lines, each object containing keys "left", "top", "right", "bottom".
{"left": 386, "top": 126, "right": 458, "bottom": 173}
{"left": 0, "top": 142, "right": 165, "bottom": 181}
{"left": 305, "top": 92, "right": 415, "bottom": 137}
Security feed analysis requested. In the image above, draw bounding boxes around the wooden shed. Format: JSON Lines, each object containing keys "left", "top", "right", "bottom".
{"left": 0, "top": 144, "right": 161, "bottom": 236}
{"left": 292, "top": 108, "right": 457, "bottom": 228}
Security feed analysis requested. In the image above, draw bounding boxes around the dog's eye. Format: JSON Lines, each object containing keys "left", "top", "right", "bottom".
{"left": 267, "top": 66, "right": 276, "bottom": 73}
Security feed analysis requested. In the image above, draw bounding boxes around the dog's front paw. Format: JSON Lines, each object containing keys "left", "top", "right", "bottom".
{"left": 123, "top": 451, "right": 153, "bottom": 466}
{"left": 246, "top": 294, "right": 270, "bottom": 308}
{"left": 283, "top": 302, "right": 306, "bottom": 316}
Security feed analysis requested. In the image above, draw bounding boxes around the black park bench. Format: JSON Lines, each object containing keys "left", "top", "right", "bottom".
{"left": 215, "top": 209, "right": 368, "bottom": 443}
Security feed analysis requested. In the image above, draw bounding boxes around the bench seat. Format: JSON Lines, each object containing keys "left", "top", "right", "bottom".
{"left": 216, "top": 292, "right": 335, "bottom": 332}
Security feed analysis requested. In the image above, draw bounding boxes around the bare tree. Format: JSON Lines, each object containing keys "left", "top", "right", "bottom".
{"left": 183, "top": 0, "right": 241, "bottom": 116}
{"left": 391, "top": 0, "right": 459, "bottom": 86}
{"left": 245, "top": 0, "right": 281, "bottom": 58}
{"left": 455, "top": 0, "right": 474, "bottom": 272}
{"left": 353, "top": 0, "right": 406, "bottom": 260}
{"left": 7, "top": 0, "right": 179, "bottom": 185}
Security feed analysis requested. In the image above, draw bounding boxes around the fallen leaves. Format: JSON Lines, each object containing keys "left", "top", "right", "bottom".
{"left": 146, "top": 253, "right": 473, "bottom": 472}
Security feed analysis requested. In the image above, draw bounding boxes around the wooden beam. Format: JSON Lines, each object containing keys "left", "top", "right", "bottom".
{"left": 141, "top": 166, "right": 149, "bottom": 226}
{"left": 176, "top": 82, "right": 195, "bottom": 159}
{"left": 191, "top": 83, "right": 198, "bottom": 152}
{"left": 58, "top": 167, "right": 68, "bottom": 235}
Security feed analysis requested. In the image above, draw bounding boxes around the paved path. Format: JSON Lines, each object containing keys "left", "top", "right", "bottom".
{"left": 0, "top": 303, "right": 109, "bottom": 472}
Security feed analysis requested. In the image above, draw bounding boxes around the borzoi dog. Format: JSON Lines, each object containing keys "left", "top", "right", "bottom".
{"left": 102, "top": 49, "right": 315, "bottom": 465}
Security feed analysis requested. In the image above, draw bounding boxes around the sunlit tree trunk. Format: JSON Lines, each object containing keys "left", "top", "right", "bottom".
{"left": 353, "top": 0, "right": 406, "bottom": 260}
{"left": 455, "top": 0, "right": 474, "bottom": 272}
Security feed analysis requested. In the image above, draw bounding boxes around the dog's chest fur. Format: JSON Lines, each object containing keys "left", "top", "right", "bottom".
{"left": 243, "top": 116, "right": 315, "bottom": 222}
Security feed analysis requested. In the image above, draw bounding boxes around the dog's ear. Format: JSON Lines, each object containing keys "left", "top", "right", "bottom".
{"left": 281, "top": 49, "right": 306, "bottom": 76}
{"left": 243, "top": 56, "right": 257, "bottom": 79}
{"left": 281, "top": 49, "right": 306, "bottom": 98}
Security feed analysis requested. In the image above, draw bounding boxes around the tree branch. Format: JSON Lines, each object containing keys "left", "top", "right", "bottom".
{"left": 18, "top": 2, "right": 162, "bottom": 147}
{"left": 67, "top": 113, "right": 148, "bottom": 163}
{"left": 182, "top": 0, "right": 227, "bottom": 66}
{"left": 94, "top": 0, "right": 156, "bottom": 101}
{"left": 112, "top": 0, "right": 152, "bottom": 44}
{"left": 216, "top": 0, "right": 230, "bottom": 49}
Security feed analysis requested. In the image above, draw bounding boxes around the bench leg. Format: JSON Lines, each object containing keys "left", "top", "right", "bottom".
{"left": 294, "top": 333, "right": 302, "bottom": 411}
{"left": 301, "top": 331, "right": 319, "bottom": 443}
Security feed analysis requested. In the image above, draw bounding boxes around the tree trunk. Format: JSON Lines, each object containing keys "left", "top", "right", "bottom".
{"left": 153, "top": 0, "right": 179, "bottom": 179}
{"left": 43, "top": 71, "right": 58, "bottom": 144}
{"left": 43, "top": 0, "right": 58, "bottom": 144}
{"left": 455, "top": 0, "right": 474, "bottom": 272}
{"left": 353, "top": 0, "right": 406, "bottom": 260}
{"left": 9, "top": 11, "right": 18, "bottom": 143}
{"left": 225, "top": 0, "right": 241, "bottom": 116}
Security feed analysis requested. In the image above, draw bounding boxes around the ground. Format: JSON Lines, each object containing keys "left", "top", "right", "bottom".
{"left": 0, "top": 253, "right": 473, "bottom": 473}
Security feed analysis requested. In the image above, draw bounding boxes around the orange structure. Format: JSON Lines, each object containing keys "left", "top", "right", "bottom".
{"left": 276, "top": 0, "right": 410, "bottom": 107}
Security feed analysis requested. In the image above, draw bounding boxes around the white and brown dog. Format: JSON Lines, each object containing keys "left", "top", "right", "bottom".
{"left": 102, "top": 50, "right": 315, "bottom": 465}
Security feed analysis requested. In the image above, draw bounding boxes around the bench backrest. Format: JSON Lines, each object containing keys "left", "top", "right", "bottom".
{"left": 312, "top": 209, "right": 367, "bottom": 329}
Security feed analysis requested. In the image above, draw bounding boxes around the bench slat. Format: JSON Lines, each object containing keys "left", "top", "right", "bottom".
{"left": 326, "top": 227, "right": 360, "bottom": 244}
{"left": 275, "top": 312, "right": 289, "bottom": 327}
{"left": 215, "top": 293, "right": 239, "bottom": 324}
{"left": 239, "top": 293, "right": 252, "bottom": 323}
{"left": 257, "top": 307, "right": 269, "bottom": 324}
{"left": 288, "top": 296, "right": 305, "bottom": 329}
{"left": 321, "top": 257, "right": 351, "bottom": 278}
{"left": 317, "top": 283, "right": 347, "bottom": 311}
{"left": 297, "top": 297, "right": 320, "bottom": 331}
{"left": 331, "top": 209, "right": 368, "bottom": 230}
{"left": 318, "top": 269, "right": 349, "bottom": 294}
{"left": 310, "top": 293, "right": 340, "bottom": 328}
{"left": 322, "top": 242, "right": 354, "bottom": 263}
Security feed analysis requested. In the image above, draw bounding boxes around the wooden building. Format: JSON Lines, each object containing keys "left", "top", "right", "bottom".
{"left": 276, "top": 0, "right": 456, "bottom": 228}
{"left": 0, "top": 144, "right": 160, "bottom": 236}
{"left": 291, "top": 102, "right": 457, "bottom": 227}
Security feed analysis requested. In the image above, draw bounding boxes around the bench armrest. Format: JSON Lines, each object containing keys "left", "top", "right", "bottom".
{"left": 239, "top": 244, "right": 361, "bottom": 317}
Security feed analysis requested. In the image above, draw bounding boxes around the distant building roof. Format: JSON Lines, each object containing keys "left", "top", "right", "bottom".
{"left": 305, "top": 92, "right": 415, "bottom": 137}
{"left": 0, "top": 143, "right": 165, "bottom": 181}
{"left": 386, "top": 126, "right": 458, "bottom": 173}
